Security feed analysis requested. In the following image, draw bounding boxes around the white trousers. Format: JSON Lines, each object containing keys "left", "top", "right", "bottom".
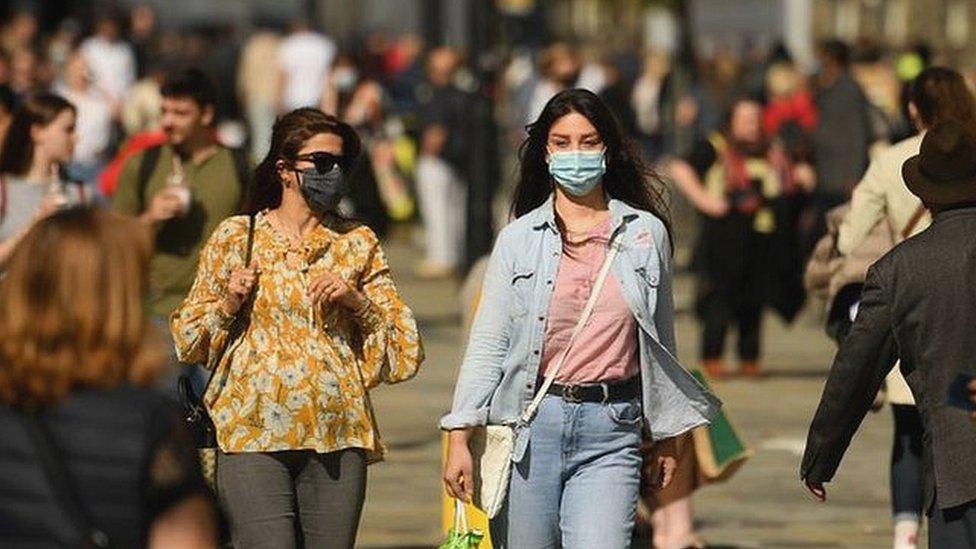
{"left": 416, "top": 155, "right": 466, "bottom": 267}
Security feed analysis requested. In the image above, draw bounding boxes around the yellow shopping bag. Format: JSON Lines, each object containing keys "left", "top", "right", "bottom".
{"left": 441, "top": 434, "right": 493, "bottom": 548}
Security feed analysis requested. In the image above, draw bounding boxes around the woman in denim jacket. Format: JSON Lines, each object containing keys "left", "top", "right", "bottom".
{"left": 441, "top": 89, "right": 721, "bottom": 548}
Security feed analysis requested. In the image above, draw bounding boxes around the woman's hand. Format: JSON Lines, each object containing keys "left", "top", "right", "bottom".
{"left": 793, "top": 162, "right": 817, "bottom": 193}
{"left": 222, "top": 262, "right": 260, "bottom": 316}
{"left": 33, "top": 192, "right": 66, "bottom": 223}
{"left": 309, "top": 271, "right": 365, "bottom": 311}
{"left": 699, "top": 195, "right": 730, "bottom": 218}
{"left": 443, "top": 429, "right": 474, "bottom": 501}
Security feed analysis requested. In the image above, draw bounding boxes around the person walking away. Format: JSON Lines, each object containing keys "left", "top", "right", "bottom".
{"left": 835, "top": 66, "right": 976, "bottom": 548}
{"left": 0, "top": 207, "right": 216, "bottom": 548}
{"left": 670, "top": 97, "right": 813, "bottom": 379}
{"left": 802, "top": 120, "right": 976, "bottom": 548}
{"left": 809, "top": 40, "right": 873, "bottom": 247}
{"left": 171, "top": 108, "right": 423, "bottom": 548}
{"left": 441, "top": 89, "right": 720, "bottom": 548}
{"left": 0, "top": 93, "right": 85, "bottom": 269}
{"left": 112, "top": 68, "right": 248, "bottom": 395}
{"left": 415, "top": 47, "right": 471, "bottom": 278}
{"left": 277, "top": 17, "right": 336, "bottom": 113}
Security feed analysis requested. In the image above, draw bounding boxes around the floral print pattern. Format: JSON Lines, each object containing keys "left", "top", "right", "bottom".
{"left": 171, "top": 212, "right": 423, "bottom": 461}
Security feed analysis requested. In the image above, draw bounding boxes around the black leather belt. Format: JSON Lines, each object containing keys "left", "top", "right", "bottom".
{"left": 546, "top": 377, "right": 640, "bottom": 403}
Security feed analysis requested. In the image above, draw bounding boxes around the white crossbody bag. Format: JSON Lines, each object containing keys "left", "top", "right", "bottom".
{"left": 468, "top": 236, "right": 621, "bottom": 518}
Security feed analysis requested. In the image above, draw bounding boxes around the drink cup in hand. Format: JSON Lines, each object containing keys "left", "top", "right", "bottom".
{"left": 166, "top": 184, "right": 191, "bottom": 215}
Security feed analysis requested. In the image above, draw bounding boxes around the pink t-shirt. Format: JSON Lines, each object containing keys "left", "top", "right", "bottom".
{"left": 540, "top": 220, "right": 640, "bottom": 383}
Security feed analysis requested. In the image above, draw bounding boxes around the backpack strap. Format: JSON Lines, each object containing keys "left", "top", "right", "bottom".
{"left": 136, "top": 145, "right": 163, "bottom": 213}
{"left": 901, "top": 203, "right": 928, "bottom": 240}
{"left": 20, "top": 411, "right": 110, "bottom": 548}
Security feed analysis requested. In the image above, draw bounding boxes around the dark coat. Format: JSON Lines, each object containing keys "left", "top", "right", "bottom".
{"left": 801, "top": 206, "right": 976, "bottom": 511}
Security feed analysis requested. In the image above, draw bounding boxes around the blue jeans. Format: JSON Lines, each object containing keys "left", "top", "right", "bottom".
{"left": 490, "top": 395, "right": 643, "bottom": 549}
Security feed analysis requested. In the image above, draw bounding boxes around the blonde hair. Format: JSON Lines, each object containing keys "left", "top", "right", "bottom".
{"left": 0, "top": 207, "right": 164, "bottom": 407}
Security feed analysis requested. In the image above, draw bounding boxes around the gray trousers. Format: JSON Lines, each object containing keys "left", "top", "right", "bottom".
{"left": 218, "top": 450, "right": 367, "bottom": 549}
{"left": 930, "top": 498, "right": 976, "bottom": 548}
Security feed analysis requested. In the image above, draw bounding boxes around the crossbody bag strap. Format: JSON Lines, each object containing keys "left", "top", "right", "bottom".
{"left": 202, "top": 214, "right": 257, "bottom": 400}
{"left": 518, "top": 235, "right": 621, "bottom": 424}
{"left": 20, "top": 412, "right": 110, "bottom": 548}
{"left": 900, "top": 203, "right": 928, "bottom": 241}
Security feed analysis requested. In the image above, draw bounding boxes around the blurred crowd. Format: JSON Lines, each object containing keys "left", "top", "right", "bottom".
{"left": 2, "top": 2, "right": 975, "bottom": 548}
{"left": 0, "top": 4, "right": 943, "bottom": 277}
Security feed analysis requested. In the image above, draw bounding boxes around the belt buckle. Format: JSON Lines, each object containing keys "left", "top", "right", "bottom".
{"left": 562, "top": 384, "right": 583, "bottom": 403}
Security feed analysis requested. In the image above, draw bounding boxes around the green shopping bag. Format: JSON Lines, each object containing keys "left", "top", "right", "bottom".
{"left": 439, "top": 499, "right": 485, "bottom": 549}
{"left": 691, "top": 370, "right": 752, "bottom": 483}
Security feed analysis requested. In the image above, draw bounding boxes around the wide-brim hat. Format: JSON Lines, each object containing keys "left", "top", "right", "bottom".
{"left": 903, "top": 120, "right": 976, "bottom": 205}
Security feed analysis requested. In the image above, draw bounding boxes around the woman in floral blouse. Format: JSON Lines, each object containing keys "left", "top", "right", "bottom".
{"left": 171, "top": 108, "right": 423, "bottom": 548}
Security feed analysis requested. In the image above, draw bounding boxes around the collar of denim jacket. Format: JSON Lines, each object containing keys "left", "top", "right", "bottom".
{"left": 530, "top": 192, "right": 638, "bottom": 234}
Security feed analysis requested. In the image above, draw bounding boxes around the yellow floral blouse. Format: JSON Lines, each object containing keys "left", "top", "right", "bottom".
{"left": 170, "top": 211, "right": 423, "bottom": 461}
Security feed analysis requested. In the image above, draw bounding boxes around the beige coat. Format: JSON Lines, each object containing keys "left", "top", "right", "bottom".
{"left": 837, "top": 133, "right": 930, "bottom": 254}
{"left": 838, "top": 134, "right": 931, "bottom": 405}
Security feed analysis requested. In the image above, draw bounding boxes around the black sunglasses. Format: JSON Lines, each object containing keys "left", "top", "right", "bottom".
{"left": 294, "top": 152, "right": 345, "bottom": 174}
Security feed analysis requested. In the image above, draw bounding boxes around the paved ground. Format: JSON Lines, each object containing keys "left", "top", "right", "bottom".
{"left": 356, "top": 234, "right": 915, "bottom": 549}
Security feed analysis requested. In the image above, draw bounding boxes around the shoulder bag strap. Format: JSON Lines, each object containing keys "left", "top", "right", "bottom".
{"left": 900, "top": 203, "right": 928, "bottom": 241}
{"left": 202, "top": 214, "right": 257, "bottom": 399}
{"left": 518, "top": 234, "right": 622, "bottom": 424}
{"left": 20, "top": 412, "right": 110, "bottom": 548}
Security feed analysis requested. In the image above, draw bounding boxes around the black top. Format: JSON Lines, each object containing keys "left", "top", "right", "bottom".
{"left": 419, "top": 83, "right": 473, "bottom": 172}
{"left": 802, "top": 207, "right": 976, "bottom": 511}
{"left": 0, "top": 385, "right": 208, "bottom": 548}
{"left": 684, "top": 138, "right": 719, "bottom": 179}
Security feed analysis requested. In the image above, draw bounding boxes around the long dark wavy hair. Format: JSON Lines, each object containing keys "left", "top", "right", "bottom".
{"left": 244, "top": 108, "right": 362, "bottom": 215}
{"left": 0, "top": 93, "right": 75, "bottom": 177}
{"left": 511, "top": 88, "right": 672, "bottom": 245}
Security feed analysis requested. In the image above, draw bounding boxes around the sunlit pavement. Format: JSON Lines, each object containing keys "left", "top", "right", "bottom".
{"left": 356, "top": 233, "right": 907, "bottom": 548}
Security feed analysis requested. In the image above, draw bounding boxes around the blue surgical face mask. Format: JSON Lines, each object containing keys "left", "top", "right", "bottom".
{"left": 298, "top": 165, "right": 345, "bottom": 214}
{"left": 547, "top": 149, "right": 607, "bottom": 196}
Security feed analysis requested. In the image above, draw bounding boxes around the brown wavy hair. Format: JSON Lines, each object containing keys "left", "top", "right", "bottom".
{"left": 909, "top": 67, "right": 976, "bottom": 130}
{"left": 0, "top": 207, "right": 164, "bottom": 407}
{"left": 244, "top": 107, "right": 362, "bottom": 214}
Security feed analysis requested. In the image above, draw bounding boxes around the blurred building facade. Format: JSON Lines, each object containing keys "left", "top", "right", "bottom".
{"left": 813, "top": 0, "right": 976, "bottom": 67}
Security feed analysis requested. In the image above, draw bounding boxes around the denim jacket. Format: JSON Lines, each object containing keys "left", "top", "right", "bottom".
{"left": 440, "top": 195, "right": 721, "bottom": 457}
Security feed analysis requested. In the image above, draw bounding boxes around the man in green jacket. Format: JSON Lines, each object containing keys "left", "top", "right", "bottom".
{"left": 113, "top": 68, "right": 247, "bottom": 394}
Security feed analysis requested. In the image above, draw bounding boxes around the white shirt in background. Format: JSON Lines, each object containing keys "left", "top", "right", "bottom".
{"left": 277, "top": 30, "right": 337, "bottom": 111}
{"left": 79, "top": 36, "right": 137, "bottom": 102}
{"left": 55, "top": 84, "right": 113, "bottom": 165}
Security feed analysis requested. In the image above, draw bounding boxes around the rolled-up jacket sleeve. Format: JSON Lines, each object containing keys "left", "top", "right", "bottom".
{"left": 439, "top": 230, "right": 514, "bottom": 430}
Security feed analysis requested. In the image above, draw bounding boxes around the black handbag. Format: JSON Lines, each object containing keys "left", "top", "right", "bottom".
{"left": 178, "top": 214, "right": 256, "bottom": 452}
